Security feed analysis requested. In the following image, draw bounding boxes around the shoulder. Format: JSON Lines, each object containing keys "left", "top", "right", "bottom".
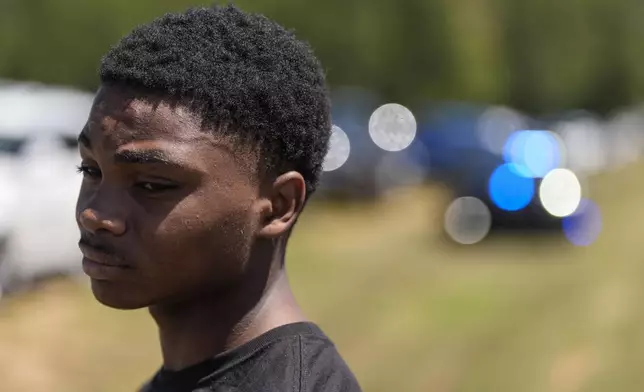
{"left": 136, "top": 380, "right": 152, "bottom": 392}
{"left": 297, "top": 333, "right": 363, "bottom": 392}
{"left": 236, "top": 327, "right": 362, "bottom": 392}
{"left": 138, "top": 323, "right": 362, "bottom": 392}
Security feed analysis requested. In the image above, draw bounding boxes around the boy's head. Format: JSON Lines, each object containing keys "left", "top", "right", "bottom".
{"left": 75, "top": 5, "right": 331, "bottom": 310}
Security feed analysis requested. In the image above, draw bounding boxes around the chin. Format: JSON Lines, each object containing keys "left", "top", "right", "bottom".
{"left": 90, "top": 279, "right": 151, "bottom": 310}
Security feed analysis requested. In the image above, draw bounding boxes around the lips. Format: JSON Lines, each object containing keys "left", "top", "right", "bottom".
{"left": 78, "top": 240, "right": 133, "bottom": 281}
{"left": 78, "top": 242, "right": 129, "bottom": 268}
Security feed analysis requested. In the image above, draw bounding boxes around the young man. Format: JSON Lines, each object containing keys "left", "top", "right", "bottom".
{"left": 75, "top": 5, "right": 362, "bottom": 392}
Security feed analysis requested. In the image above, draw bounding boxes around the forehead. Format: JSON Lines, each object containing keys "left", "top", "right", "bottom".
{"left": 82, "top": 84, "right": 256, "bottom": 180}
{"left": 87, "top": 85, "right": 210, "bottom": 146}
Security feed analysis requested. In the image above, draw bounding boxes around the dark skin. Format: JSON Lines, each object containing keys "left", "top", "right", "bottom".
{"left": 76, "top": 84, "right": 308, "bottom": 371}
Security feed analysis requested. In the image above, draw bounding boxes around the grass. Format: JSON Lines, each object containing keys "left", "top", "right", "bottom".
{"left": 1, "top": 163, "right": 643, "bottom": 392}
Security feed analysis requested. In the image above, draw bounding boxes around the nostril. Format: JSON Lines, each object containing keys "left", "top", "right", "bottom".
{"left": 79, "top": 209, "right": 126, "bottom": 236}
{"left": 79, "top": 209, "right": 101, "bottom": 233}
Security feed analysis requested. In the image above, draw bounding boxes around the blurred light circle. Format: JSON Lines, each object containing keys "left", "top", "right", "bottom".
{"left": 502, "top": 130, "right": 563, "bottom": 178}
{"left": 374, "top": 149, "right": 428, "bottom": 193}
{"left": 502, "top": 131, "right": 532, "bottom": 177}
{"left": 607, "top": 111, "right": 643, "bottom": 167}
{"left": 444, "top": 197, "right": 492, "bottom": 245}
{"left": 488, "top": 163, "right": 535, "bottom": 211}
{"left": 477, "top": 106, "right": 526, "bottom": 155}
{"left": 556, "top": 119, "right": 606, "bottom": 175}
{"left": 323, "top": 125, "right": 350, "bottom": 172}
{"left": 562, "top": 199, "right": 602, "bottom": 247}
{"left": 538, "top": 168, "right": 582, "bottom": 218}
{"left": 522, "top": 131, "right": 563, "bottom": 177}
{"left": 368, "top": 103, "right": 417, "bottom": 151}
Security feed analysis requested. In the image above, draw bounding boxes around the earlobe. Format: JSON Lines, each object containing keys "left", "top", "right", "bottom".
{"left": 257, "top": 172, "right": 306, "bottom": 239}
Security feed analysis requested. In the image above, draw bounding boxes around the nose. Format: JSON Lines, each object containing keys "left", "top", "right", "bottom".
{"left": 78, "top": 208, "right": 126, "bottom": 236}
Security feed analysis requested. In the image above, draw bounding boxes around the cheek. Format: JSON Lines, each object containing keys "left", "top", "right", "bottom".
{"left": 144, "top": 197, "right": 258, "bottom": 287}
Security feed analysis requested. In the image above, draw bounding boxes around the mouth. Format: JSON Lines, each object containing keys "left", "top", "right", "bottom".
{"left": 78, "top": 242, "right": 133, "bottom": 280}
{"left": 78, "top": 242, "right": 129, "bottom": 267}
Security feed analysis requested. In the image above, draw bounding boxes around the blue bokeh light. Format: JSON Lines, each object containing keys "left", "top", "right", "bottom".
{"left": 562, "top": 199, "right": 602, "bottom": 247}
{"left": 502, "top": 131, "right": 528, "bottom": 164}
{"left": 502, "top": 130, "right": 561, "bottom": 178}
{"left": 488, "top": 163, "right": 535, "bottom": 211}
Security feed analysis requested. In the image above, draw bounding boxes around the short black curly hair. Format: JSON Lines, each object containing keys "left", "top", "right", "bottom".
{"left": 99, "top": 4, "right": 331, "bottom": 196}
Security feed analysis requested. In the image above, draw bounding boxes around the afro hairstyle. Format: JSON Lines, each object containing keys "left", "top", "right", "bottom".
{"left": 99, "top": 4, "right": 331, "bottom": 196}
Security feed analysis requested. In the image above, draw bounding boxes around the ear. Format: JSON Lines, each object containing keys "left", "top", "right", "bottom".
{"left": 257, "top": 171, "right": 307, "bottom": 239}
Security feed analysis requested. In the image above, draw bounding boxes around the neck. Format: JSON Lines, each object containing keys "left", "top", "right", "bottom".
{"left": 149, "top": 251, "right": 307, "bottom": 371}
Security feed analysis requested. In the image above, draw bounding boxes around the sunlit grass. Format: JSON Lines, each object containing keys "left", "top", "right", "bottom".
{"left": 1, "top": 163, "right": 643, "bottom": 392}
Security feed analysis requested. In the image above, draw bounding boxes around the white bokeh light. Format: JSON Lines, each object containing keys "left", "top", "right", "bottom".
{"left": 555, "top": 119, "right": 607, "bottom": 175}
{"left": 607, "top": 111, "right": 644, "bottom": 168}
{"left": 323, "top": 125, "right": 350, "bottom": 172}
{"left": 477, "top": 106, "right": 526, "bottom": 155}
{"left": 539, "top": 168, "right": 582, "bottom": 218}
{"left": 444, "top": 197, "right": 492, "bottom": 245}
{"left": 374, "top": 150, "right": 428, "bottom": 194}
{"left": 368, "top": 103, "right": 417, "bottom": 152}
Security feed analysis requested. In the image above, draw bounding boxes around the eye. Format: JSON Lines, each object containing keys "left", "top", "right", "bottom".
{"left": 135, "top": 181, "right": 179, "bottom": 193}
{"left": 76, "top": 164, "right": 101, "bottom": 179}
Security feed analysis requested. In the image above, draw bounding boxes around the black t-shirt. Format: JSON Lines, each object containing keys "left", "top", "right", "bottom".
{"left": 139, "top": 322, "right": 363, "bottom": 392}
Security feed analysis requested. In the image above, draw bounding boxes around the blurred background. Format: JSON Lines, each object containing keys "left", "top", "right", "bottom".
{"left": 1, "top": 0, "right": 644, "bottom": 391}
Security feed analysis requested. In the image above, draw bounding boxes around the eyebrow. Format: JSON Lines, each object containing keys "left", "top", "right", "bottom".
{"left": 113, "top": 149, "right": 180, "bottom": 167}
{"left": 78, "top": 127, "right": 181, "bottom": 167}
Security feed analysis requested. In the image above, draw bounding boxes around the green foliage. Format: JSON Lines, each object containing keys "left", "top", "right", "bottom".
{"left": 0, "top": 0, "right": 641, "bottom": 115}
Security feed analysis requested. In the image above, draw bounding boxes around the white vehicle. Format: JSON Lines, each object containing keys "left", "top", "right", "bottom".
{"left": 0, "top": 81, "right": 95, "bottom": 295}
